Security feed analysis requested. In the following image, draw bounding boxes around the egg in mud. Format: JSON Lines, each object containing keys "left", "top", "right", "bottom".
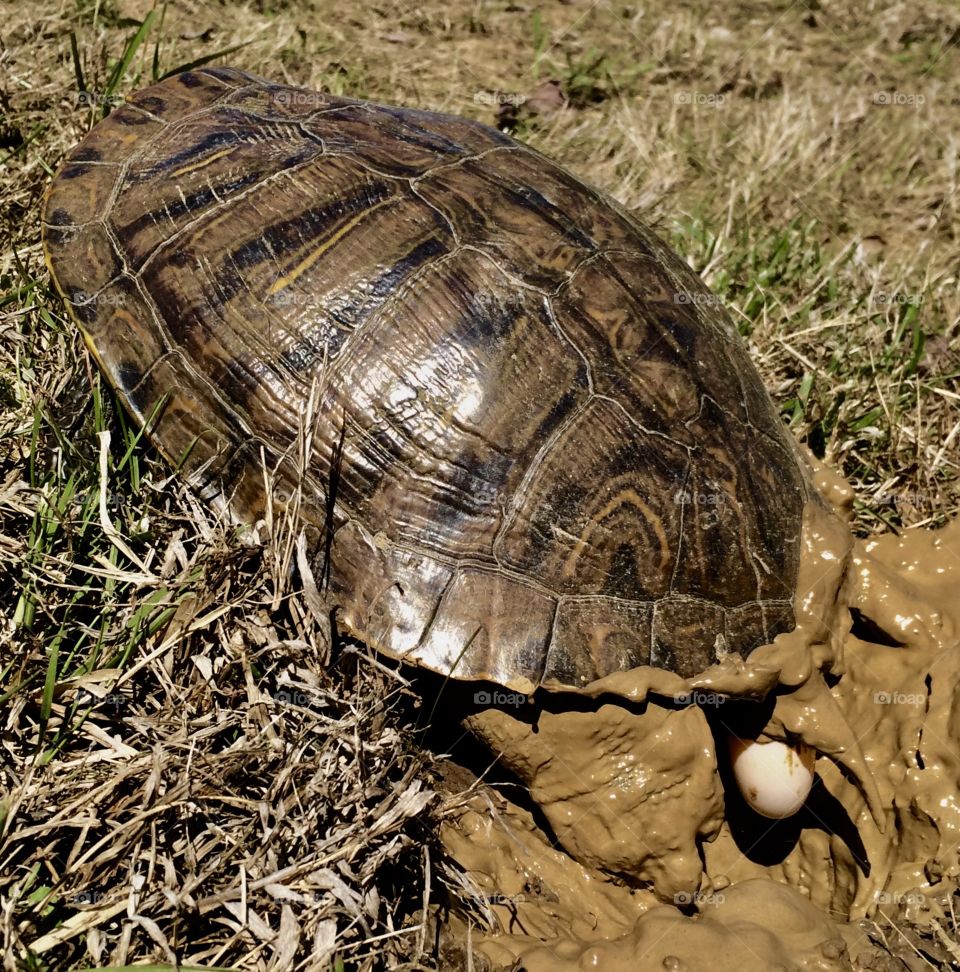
{"left": 727, "top": 737, "right": 816, "bottom": 819}
{"left": 444, "top": 459, "right": 960, "bottom": 970}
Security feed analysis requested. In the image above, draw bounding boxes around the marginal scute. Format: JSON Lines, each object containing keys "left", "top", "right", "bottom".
{"left": 73, "top": 278, "right": 158, "bottom": 370}
{"left": 204, "top": 438, "right": 319, "bottom": 524}
{"left": 122, "top": 349, "right": 243, "bottom": 485}
{"left": 415, "top": 568, "right": 556, "bottom": 689}
{"left": 726, "top": 602, "right": 770, "bottom": 654}
{"left": 42, "top": 68, "right": 809, "bottom": 690}
{"left": 43, "top": 223, "right": 122, "bottom": 316}
{"left": 109, "top": 104, "right": 161, "bottom": 128}
{"left": 128, "top": 69, "right": 231, "bottom": 120}
{"left": 115, "top": 360, "right": 145, "bottom": 396}
{"left": 44, "top": 158, "right": 118, "bottom": 226}
{"left": 548, "top": 597, "right": 654, "bottom": 685}
{"left": 332, "top": 526, "right": 455, "bottom": 656}
{"left": 177, "top": 71, "right": 205, "bottom": 88}
{"left": 653, "top": 598, "right": 727, "bottom": 677}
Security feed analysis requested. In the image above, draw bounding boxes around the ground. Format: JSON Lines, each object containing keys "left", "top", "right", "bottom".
{"left": 0, "top": 0, "right": 958, "bottom": 969}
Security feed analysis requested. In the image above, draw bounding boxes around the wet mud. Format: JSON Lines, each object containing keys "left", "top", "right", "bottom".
{"left": 442, "top": 461, "right": 960, "bottom": 969}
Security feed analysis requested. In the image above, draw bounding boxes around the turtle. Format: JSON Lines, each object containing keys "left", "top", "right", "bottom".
{"left": 42, "top": 65, "right": 808, "bottom": 684}
{"left": 42, "top": 68, "right": 886, "bottom": 895}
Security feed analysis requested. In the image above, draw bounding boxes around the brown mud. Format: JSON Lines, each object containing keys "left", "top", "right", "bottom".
{"left": 442, "top": 462, "right": 960, "bottom": 969}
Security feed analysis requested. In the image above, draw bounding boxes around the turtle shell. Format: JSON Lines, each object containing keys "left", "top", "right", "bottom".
{"left": 43, "top": 67, "right": 808, "bottom": 690}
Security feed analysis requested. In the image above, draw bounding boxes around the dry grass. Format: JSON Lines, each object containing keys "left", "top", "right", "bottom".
{"left": 0, "top": 314, "right": 445, "bottom": 968}
{"left": 1, "top": 0, "right": 959, "bottom": 969}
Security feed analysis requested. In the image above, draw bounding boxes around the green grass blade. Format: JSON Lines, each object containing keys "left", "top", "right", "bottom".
{"left": 103, "top": 9, "right": 159, "bottom": 112}
{"left": 151, "top": 0, "right": 169, "bottom": 81}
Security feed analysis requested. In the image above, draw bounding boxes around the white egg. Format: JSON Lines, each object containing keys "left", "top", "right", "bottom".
{"left": 727, "top": 736, "right": 815, "bottom": 819}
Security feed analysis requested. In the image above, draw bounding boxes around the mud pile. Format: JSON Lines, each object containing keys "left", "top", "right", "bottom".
{"left": 442, "top": 464, "right": 960, "bottom": 969}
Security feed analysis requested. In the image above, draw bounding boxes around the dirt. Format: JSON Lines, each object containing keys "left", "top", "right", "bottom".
{"left": 442, "top": 460, "right": 960, "bottom": 969}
